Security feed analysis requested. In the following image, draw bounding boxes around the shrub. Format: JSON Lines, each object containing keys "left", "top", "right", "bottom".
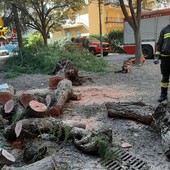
{"left": 0, "top": 41, "right": 110, "bottom": 77}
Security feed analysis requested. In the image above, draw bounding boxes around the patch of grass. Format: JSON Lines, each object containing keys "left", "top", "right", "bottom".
{"left": 95, "top": 136, "right": 118, "bottom": 164}
{"left": 0, "top": 42, "right": 113, "bottom": 78}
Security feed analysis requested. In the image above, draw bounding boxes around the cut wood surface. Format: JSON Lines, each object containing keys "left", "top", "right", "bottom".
{"left": 106, "top": 101, "right": 154, "bottom": 125}
{"left": 29, "top": 100, "right": 47, "bottom": 112}
{"left": 0, "top": 84, "right": 15, "bottom": 105}
{"left": 19, "top": 93, "right": 36, "bottom": 109}
{"left": 48, "top": 76, "right": 64, "bottom": 89}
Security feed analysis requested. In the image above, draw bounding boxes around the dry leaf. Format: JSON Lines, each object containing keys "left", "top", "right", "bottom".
{"left": 15, "top": 120, "right": 23, "bottom": 138}
{"left": 4, "top": 99, "right": 14, "bottom": 113}
{"left": 121, "top": 142, "right": 133, "bottom": 148}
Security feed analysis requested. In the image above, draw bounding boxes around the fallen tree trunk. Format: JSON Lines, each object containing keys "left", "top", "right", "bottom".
{"left": 152, "top": 103, "right": 170, "bottom": 159}
{"left": 49, "top": 58, "right": 92, "bottom": 86}
{"left": 106, "top": 101, "right": 154, "bottom": 125}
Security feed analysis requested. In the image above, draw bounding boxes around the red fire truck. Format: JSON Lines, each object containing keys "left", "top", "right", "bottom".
{"left": 123, "top": 8, "right": 170, "bottom": 59}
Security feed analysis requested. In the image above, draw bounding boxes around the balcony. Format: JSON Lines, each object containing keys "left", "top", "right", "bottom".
{"left": 104, "top": 0, "right": 119, "bottom": 5}
{"left": 105, "top": 17, "right": 124, "bottom": 24}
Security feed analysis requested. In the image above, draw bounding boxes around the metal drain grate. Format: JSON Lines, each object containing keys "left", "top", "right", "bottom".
{"left": 100, "top": 149, "right": 150, "bottom": 170}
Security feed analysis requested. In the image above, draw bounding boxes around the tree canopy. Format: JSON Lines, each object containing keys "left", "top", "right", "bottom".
{"left": 10, "top": 0, "right": 86, "bottom": 45}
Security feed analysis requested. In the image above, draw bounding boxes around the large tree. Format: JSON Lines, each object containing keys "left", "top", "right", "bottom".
{"left": 119, "top": 0, "right": 169, "bottom": 65}
{"left": 11, "top": 0, "right": 86, "bottom": 45}
{"left": 118, "top": 0, "right": 143, "bottom": 65}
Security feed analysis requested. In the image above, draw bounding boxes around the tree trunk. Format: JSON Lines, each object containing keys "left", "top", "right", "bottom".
{"left": 12, "top": 4, "right": 23, "bottom": 48}
{"left": 42, "top": 33, "right": 48, "bottom": 46}
{"left": 134, "top": 27, "right": 142, "bottom": 65}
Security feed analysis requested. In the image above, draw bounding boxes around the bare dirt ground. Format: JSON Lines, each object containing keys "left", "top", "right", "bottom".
{"left": 0, "top": 57, "right": 170, "bottom": 170}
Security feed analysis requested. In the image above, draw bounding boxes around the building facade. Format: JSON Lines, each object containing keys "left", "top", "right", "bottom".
{"left": 53, "top": 0, "right": 125, "bottom": 39}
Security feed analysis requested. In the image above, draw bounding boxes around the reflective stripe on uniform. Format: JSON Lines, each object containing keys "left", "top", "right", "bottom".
{"left": 155, "top": 51, "right": 161, "bottom": 55}
{"left": 161, "top": 82, "right": 169, "bottom": 88}
{"left": 164, "top": 33, "right": 170, "bottom": 39}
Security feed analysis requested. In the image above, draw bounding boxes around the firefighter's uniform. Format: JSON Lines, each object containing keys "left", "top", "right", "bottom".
{"left": 155, "top": 24, "right": 170, "bottom": 102}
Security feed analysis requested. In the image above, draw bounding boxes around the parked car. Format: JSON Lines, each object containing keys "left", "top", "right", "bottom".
{"left": 68, "top": 37, "right": 111, "bottom": 56}
{"left": 0, "top": 49, "right": 9, "bottom": 56}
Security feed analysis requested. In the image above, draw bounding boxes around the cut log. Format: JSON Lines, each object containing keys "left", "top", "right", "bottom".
{"left": 0, "top": 100, "right": 17, "bottom": 121}
{"left": 47, "top": 79, "right": 73, "bottom": 117}
{"left": 19, "top": 93, "right": 36, "bottom": 109}
{"left": 3, "top": 117, "right": 64, "bottom": 141}
{"left": 106, "top": 102, "right": 154, "bottom": 125}
{"left": 26, "top": 100, "right": 47, "bottom": 117}
{"left": 48, "top": 76, "right": 64, "bottom": 89}
{"left": 0, "top": 84, "right": 15, "bottom": 105}
{"left": 152, "top": 103, "right": 170, "bottom": 159}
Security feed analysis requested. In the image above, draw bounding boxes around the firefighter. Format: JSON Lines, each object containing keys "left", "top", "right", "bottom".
{"left": 154, "top": 24, "right": 170, "bottom": 102}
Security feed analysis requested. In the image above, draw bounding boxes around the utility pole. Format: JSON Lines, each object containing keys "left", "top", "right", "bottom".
{"left": 98, "top": 0, "right": 103, "bottom": 57}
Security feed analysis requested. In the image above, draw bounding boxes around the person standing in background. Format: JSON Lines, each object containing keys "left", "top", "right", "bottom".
{"left": 154, "top": 24, "right": 170, "bottom": 102}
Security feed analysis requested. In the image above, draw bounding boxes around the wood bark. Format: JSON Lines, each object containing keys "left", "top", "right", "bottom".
{"left": 152, "top": 103, "right": 170, "bottom": 159}
{"left": 106, "top": 102, "right": 154, "bottom": 125}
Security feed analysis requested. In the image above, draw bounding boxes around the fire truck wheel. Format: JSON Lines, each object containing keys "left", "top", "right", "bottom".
{"left": 142, "top": 45, "right": 153, "bottom": 59}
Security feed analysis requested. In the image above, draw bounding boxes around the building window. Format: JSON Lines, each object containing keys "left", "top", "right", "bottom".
{"left": 75, "top": 30, "right": 80, "bottom": 37}
{"left": 66, "top": 32, "right": 71, "bottom": 37}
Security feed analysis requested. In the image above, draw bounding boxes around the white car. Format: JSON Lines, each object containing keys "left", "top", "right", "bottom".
{"left": 0, "top": 50, "right": 9, "bottom": 56}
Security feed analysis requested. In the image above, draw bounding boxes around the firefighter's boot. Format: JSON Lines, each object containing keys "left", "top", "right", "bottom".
{"left": 158, "top": 87, "right": 168, "bottom": 102}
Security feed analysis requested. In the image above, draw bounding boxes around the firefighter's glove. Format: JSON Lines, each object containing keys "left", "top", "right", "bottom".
{"left": 154, "top": 55, "right": 160, "bottom": 65}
